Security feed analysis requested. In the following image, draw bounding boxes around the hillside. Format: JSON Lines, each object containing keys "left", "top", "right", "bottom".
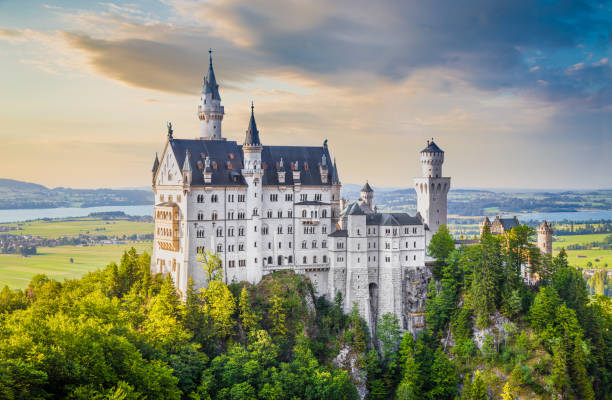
{"left": 0, "top": 178, "right": 153, "bottom": 209}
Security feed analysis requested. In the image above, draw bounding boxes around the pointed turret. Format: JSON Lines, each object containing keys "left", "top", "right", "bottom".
{"left": 332, "top": 158, "right": 340, "bottom": 184}
{"left": 204, "top": 50, "right": 221, "bottom": 101}
{"left": 182, "top": 150, "right": 192, "bottom": 188}
{"left": 198, "top": 49, "right": 225, "bottom": 140}
{"left": 243, "top": 102, "right": 262, "bottom": 147}
{"left": 152, "top": 152, "right": 159, "bottom": 173}
{"left": 182, "top": 150, "right": 191, "bottom": 171}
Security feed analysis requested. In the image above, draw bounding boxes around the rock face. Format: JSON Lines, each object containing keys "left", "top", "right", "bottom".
{"left": 473, "top": 311, "right": 511, "bottom": 350}
{"left": 333, "top": 345, "right": 368, "bottom": 400}
{"left": 402, "top": 266, "right": 432, "bottom": 335}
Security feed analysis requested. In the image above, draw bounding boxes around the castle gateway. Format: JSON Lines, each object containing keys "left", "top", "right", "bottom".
{"left": 151, "top": 54, "right": 450, "bottom": 332}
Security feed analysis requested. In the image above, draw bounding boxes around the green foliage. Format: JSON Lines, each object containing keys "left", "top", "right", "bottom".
{"left": 0, "top": 249, "right": 361, "bottom": 399}
{"left": 427, "top": 225, "right": 455, "bottom": 279}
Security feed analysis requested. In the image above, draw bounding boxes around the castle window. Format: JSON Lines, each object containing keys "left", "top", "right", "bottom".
{"left": 277, "top": 210, "right": 282, "bottom": 218}
{"left": 227, "top": 211, "right": 234, "bottom": 219}
{"left": 302, "top": 210, "right": 307, "bottom": 218}
{"left": 211, "top": 194, "right": 218, "bottom": 203}
{"left": 267, "top": 210, "right": 273, "bottom": 218}
{"left": 253, "top": 208, "right": 258, "bottom": 216}
{"left": 216, "top": 227, "right": 223, "bottom": 237}
{"left": 278, "top": 256, "right": 283, "bottom": 265}
{"left": 197, "top": 212, "right": 204, "bottom": 221}
{"left": 302, "top": 241, "right": 307, "bottom": 249}
{"left": 414, "top": 255, "right": 416, "bottom": 261}
{"left": 212, "top": 212, "right": 217, "bottom": 220}
{"left": 270, "top": 194, "right": 278, "bottom": 201}
{"left": 288, "top": 225, "right": 293, "bottom": 234}
{"left": 357, "top": 243, "right": 360, "bottom": 250}
{"left": 413, "top": 227, "right": 417, "bottom": 234}
{"left": 300, "top": 194, "right": 307, "bottom": 201}
{"left": 385, "top": 242, "right": 390, "bottom": 249}
{"left": 268, "top": 242, "right": 272, "bottom": 249}
{"left": 277, "top": 226, "right": 283, "bottom": 234}
{"left": 255, "top": 258, "right": 258, "bottom": 263}
{"left": 288, "top": 255, "right": 293, "bottom": 264}
{"left": 216, "top": 244, "right": 222, "bottom": 253}
{"left": 414, "top": 241, "right": 417, "bottom": 248}
{"left": 285, "top": 193, "right": 293, "bottom": 201}
{"left": 303, "top": 256, "right": 307, "bottom": 264}
{"left": 278, "top": 242, "right": 282, "bottom": 249}
{"left": 314, "top": 194, "right": 322, "bottom": 201}
{"left": 239, "top": 260, "right": 246, "bottom": 267}
{"left": 239, "top": 243, "right": 244, "bottom": 251}
{"left": 322, "top": 240, "right": 327, "bottom": 248}
{"left": 238, "top": 194, "right": 245, "bottom": 202}
{"left": 228, "top": 228, "right": 234, "bottom": 237}
{"left": 263, "top": 226, "right": 269, "bottom": 235}
{"left": 313, "top": 256, "right": 317, "bottom": 263}
{"left": 289, "top": 242, "right": 292, "bottom": 249}
{"left": 268, "top": 256, "right": 273, "bottom": 264}
{"left": 312, "top": 240, "right": 317, "bottom": 248}
{"left": 288, "top": 210, "right": 293, "bottom": 218}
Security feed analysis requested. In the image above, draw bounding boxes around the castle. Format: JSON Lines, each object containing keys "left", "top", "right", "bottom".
{"left": 151, "top": 54, "right": 448, "bottom": 332}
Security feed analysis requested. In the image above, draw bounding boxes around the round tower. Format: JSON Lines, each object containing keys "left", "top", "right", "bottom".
{"left": 360, "top": 181, "right": 374, "bottom": 210}
{"left": 420, "top": 138, "right": 444, "bottom": 178}
{"left": 198, "top": 50, "right": 225, "bottom": 140}
{"left": 537, "top": 220, "right": 553, "bottom": 255}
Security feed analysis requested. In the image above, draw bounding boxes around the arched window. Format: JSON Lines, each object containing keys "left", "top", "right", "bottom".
{"left": 267, "top": 256, "right": 273, "bottom": 264}
{"left": 216, "top": 244, "right": 222, "bottom": 253}
{"left": 322, "top": 209, "right": 327, "bottom": 218}
{"left": 212, "top": 212, "right": 217, "bottom": 220}
{"left": 197, "top": 212, "right": 204, "bottom": 221}
{"left": 302, "top": 210, "right": 307, "bottom": 218}
{"left": 288, "top": 255, "right": 293, "bottom": 264}
{"left": 323, "top": 255, "right": 327, "bottom": 263}
{"left": 278, "top": 255, "right": 283, "bottom": 265}
{"left": 303, "top": 256, "right": 307, "bottom": 264}
{"left": 216, "top": 227, "right": 223, "bottom": 237}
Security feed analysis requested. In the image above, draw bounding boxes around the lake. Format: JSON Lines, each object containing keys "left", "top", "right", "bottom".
{"left": 0, "top": 205, "right": 611, "bottom": 224}
{"left": 0, "top": 205, "right": 153, "bottom": 223}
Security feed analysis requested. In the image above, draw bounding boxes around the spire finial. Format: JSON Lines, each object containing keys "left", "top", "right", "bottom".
{"left": 209, "top": 48, "right": 213, "bottom": 65}
{"left": 167, "top": 121, "right": 173, "bottom": 140}
{"left": 251, "top": 101, "right": 254, "bottom": 114}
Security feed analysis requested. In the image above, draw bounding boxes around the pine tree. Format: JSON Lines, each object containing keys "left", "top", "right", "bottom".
{"left": 570, "top": 337, "right": 595, "bottom": 400}
{"left": 551, "top": 342, "right": 570, "bottom": 399}
{"left": 469, "top": 371, "right": 487, "bottom": 400}
{"left": 500, "top": 381, "right": 515, "bottom": 400}
{"left": 238, "top": 286, "right": 259, "bottom": 339}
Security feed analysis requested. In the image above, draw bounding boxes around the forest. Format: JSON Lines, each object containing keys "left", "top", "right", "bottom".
{"left": 0, "top": 224, "right": 610, "bottom": 399}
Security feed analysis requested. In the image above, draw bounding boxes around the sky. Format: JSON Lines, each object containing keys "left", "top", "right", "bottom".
{"left": 0, "top": 0, "right": 610, "bottom": 190}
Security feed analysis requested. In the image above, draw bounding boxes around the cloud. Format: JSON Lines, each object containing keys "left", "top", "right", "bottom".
{"left": 0, "top": 28, "right": 22, "bottom": 39}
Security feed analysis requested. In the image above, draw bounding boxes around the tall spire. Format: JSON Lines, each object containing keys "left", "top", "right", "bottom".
{"left": 204, "top": 48, "right": 221, "bottom": 101}
{"left": 332, "top": 158, "right": 340, "bottom": 184}
{"left": 182, "top": 150, "right": 191, "bottom": 171}
{"left": 152, "top": 152, "right": 159, "bottom": 173}
{"left": 244, "top": 102, "right": 262, "bottom": 146}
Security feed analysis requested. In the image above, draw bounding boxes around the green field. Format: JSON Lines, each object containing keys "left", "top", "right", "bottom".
{"left": 0, "top": 242, "right": 153, "bottom": 289}
{"left": 553, "top": 233, "right": 611, "bottom": 269}
{"left": 1, "top": 217, "right": 153, "bottom": 238}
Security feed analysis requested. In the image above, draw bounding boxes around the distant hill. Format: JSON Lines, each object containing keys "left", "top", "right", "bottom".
{"left": 0, "top": 179, "right": 153, "bottom": 210}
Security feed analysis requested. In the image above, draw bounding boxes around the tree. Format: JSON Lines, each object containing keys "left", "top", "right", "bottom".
{"left": 202, "top": 280, "right": 236, "bottom": 340}
{"left": 570, "top": 337, "right": 595, "bottom": 400}
{"left": 238, "top": 285, "right": 259, "bottom": 340}
{"left": 376, "top": 313, "right": 401, "bottom": 365}
{"left": 199, "top": 250, "right": 223, "bottom": 283}
{"left": 428, "top": 225, "right": 455, "bottom": 279}
{"left": 550, "top": 341, "right": 570, "bottom": 399}
{"left": 469, "top": 371, "right": 487, "bottom": 400}
{"left": 429, "top": 348, "right": 458, "bottom": 400}
{"left": 500, "top": 381, "right": 516, "bottom": 400}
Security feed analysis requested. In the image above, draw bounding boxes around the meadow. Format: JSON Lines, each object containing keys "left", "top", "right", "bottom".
{"left": 554, "top": 233, "right": 611, "bottom": 269}
{"left": 0, "top": 242, "right": 153, "bottom": 289}
{"left": 2, "top": 217, "right": 153, "bottom": 238}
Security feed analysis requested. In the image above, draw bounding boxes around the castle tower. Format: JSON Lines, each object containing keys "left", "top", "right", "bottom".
{"left": 198, "top": 50, "right": 225, "bottom": 140}
{"left": 537, "top": 220, "right": 553, "bottom": 255}
{"left": 331, "top": 158, "right": 342, "bottom": 228}
{"left": 242, "top": 103, "right": 264, "bottom": 283}
{"left": 360, "top": 182, "right": 374, "bottom": 210}
{"left": 414, "top": 139, "right": 451, "bottom": 237}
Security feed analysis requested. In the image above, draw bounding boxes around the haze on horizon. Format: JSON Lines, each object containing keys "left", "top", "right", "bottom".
{"left": 0, "top": 0, "right": 610, "bottom": 190}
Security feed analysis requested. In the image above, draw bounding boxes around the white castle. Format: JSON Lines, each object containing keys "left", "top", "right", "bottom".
{"left": 151, "top": 54, "right": 450, "bottom": 331}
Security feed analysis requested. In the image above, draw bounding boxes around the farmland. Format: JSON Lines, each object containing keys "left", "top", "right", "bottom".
{"left": 2, "top": 216, "right": 153, "bottom": 238}
{"left": 0, "top": 242, "right": 153, "bottom": 289}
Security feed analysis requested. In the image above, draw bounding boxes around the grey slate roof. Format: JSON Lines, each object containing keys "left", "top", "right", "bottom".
{"left": 204, "top": 53, "right": 221, "bottom": 101}
{"left": 421, "top": 140, "right": 443, "bottom": 153}
{"left": 168, "top": 139, "right": 335, "bottom": 187}
{"left": 366, "top": 212, "right": 422, "bottom": 226}
{"left": 342, "top": 202, "right": 366, "bottom": 216}
{"left": 329, "top": 229, "right": 348, "bottom": 237}
{"left": 152, "top": 153, "right": 159, "bottom": 173}
{"left": 498, "top": 217, "right": 519, "bottom": 231}
{"left": 331, "top": 158, "right": 340, "bottom": 184}
{"left": 244, "top": 105, "right": 261, "bottom": 146}
{"left": 361, "top": 182, "right": 374, "bottom": 192}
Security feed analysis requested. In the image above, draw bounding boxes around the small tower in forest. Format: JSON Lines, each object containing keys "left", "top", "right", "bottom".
{"left": 537, "top": 221, "right": 553, "bottom": 255}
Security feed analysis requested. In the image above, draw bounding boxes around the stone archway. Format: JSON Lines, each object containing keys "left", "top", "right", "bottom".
{"left": 369, "top": 282, "right": 379, "bottom": 333}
